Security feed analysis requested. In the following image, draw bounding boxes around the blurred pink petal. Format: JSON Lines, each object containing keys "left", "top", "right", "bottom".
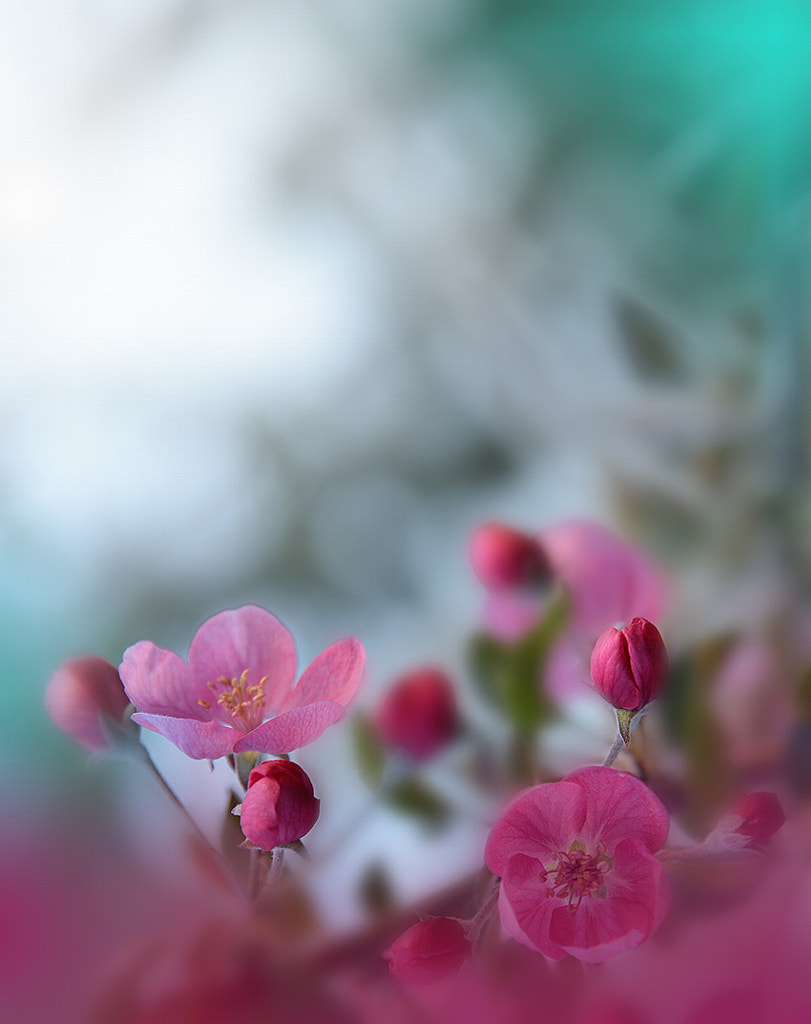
{"left": 540, "top": 520, "right": 666, "bottom": 636}
{"left": 45, "top": 656, "right": 130, "bottom": 751}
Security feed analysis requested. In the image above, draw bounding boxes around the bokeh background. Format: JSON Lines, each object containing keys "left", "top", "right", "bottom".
{"left": 2, "top": 0, "right": 811, "bottom": 1019}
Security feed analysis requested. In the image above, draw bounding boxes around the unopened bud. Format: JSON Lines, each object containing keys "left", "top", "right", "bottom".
{"left": 373, "top": 668, "right": 458, "bottom": 761}
{"left": 590, "top": 618, "right": 668, "bottom": 712}
{"left": 387, "top": 917, "right": 470, "bottom": 984}
{"left": 45, "top": 656, "right": 130, "bottom": 751}
{"left": 239, "top": 760, "right": 320, "bottom": 850}
{"left": 470, "top": 523, "right": 550, "bottom": 591}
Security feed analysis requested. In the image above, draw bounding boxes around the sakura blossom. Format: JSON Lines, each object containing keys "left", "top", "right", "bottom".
{"left": 120, "top": 605, "right": 365, "bottom": 759}
{"left": 485, "top": 766, "right": 669, "bottom": 963}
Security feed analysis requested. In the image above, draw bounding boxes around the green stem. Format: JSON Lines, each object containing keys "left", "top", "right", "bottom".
{"left": 138, "top": 746, "right": 246, "bottom": 901}
{"left": 602, "top": 732, "right": 624, "bottom": 767}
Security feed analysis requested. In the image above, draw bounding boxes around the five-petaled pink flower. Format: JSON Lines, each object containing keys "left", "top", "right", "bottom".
{"left": 120, "top": 605, "right": 365, "bottom": 759}
{"left": 485, "top": 766, "right": 669, "bottom": 963}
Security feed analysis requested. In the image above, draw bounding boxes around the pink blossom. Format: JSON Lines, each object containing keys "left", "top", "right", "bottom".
{"left": 540, "top": 520, "right": 665, "bottom": 636}
{"left": 120, "top": 605, "right": 365, "bottom": 759}
{"left": 387, "top": 917, "right": 471, "bottom": 984}
{"left": 485, "top": 766, "right": 669, "bottom": 963}
{"left": 590, "top": 618, "right": 668, "bottom": 712}
{"left": 45, "top": 656, "right": 131, "bottom": 751}
{"left": 373, "top": 667, "right": 458, "bottom": 761}
{"left": 239, "top": 760, "right": 320, "bottom": 850}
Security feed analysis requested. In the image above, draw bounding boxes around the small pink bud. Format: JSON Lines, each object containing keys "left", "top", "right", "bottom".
{"left": 387, "top": 917, "right": 470, "bottom": 984}
{"left": 239, "top": 760, "right": 320, "bottom": 850}
{"left": 45, "top": 656, "right": 130, "bottom": 751}
{"left": 731, "top": 792, "right": 786, "bottom": 845}
{"left": 590, "top": 617, "right": 668, "bottom": 712}
{"left": 372, "top": 668, "right": 458, "bottom": 761}
{"left": 470, "top": 523, "right": 550, "bottom": 591}
{"left": 702, "top": 791, "right": 786, "bottom": 854}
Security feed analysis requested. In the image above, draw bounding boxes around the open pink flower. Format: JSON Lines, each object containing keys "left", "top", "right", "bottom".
{"left": 120, "top": 605, "right": 365, "bottom": 759}
{"left": 485, "top": 766, "right": 669, "bottom": 963}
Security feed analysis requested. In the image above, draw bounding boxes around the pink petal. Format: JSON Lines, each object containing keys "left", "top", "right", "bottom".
{"left": 132, "top": 713, "right": 237, "bottom": 759}
{"left": 481, "top": 591, "right": 544, "bottom": 642}
{"left": 234, "top": 700, "right": 345, "bottom": 755}
{"left": 499, "top": 854, "right": 566, "bottom": 960}
{"left": 120, "top": 642, "right": 212, "bottom": 721}
{"left": 565, "top": 767, "right": 669, "bottom": 853}
{"left": 188, "top": 606, "right": 298, "bottom": 717}
{"left": 540, "top": 520, "right": 665, "bottom": 637}
{"left": 280, "top": 637, "right": 365, "bottom": 714}
{"left": 485, "top": 781, "right": 586, "bottom": 877}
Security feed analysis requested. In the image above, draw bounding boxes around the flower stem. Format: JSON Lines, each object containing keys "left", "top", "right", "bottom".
{"left": 137, "top": 745, "right": 246, "bottom": 901}
{"left": 465, "top": 880, "right": 500, "bottom": 943}
{"left": 602, "top": 732, "right": 624, "bottom": 767}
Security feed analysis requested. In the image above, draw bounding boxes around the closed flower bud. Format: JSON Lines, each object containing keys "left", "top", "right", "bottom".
{"left": 387, "top": 917, "right": 470, "bottom": 984}
{"left": 45, "top": 656, "right": 131, "bottom": 751}
{"left": 470, "top": 523, "right": 550, "bottom": 591}
{"left": 590, "top": 618, "right": 668, "bottom": 712}
{"left": 239, "top": 760, "right": 320, "bottom": 850}
{"left": 373, "top": 668, "right": 458, "bottom": 761}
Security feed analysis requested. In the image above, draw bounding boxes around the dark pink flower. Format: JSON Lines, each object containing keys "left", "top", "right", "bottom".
{"left": 590, "top": 618, "right": 668, "bottom": 712}
{"left": 45, "top": 656, "right": 131, "bottom": 751}
{"left": 373, "top": 667, "right": 458, "bottom": 761}
{"left": 485, "top": 766, "right": 669, "bottom": 963}
{"left": 120, "top": 605, "right": 365, "bottom": 759}
{"left": 387, "top": 917, "right": 471, "bottom": 984}
{"left": 470, "top": 523, "right": 550, "bottom": 591}
{"left": 239, "top": 759, "right": 320, "bottom": 850}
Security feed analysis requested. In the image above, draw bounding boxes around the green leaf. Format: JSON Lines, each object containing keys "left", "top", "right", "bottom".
{"left": 351, "top": 712, "right": 386, "bottom": 788}
{"left": 385, "top": 776, "right": 449, "bottom": 830}
{"left": 469, "top": 587, "right": 568, "bottom": 735}
{"left": 357, "top": 861, "right": 395, "bottom": 916}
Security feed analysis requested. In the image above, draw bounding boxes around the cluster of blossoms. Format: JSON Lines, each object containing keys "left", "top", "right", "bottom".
{"left": 45, "top": 518, "right": 798, "bottom": 1023}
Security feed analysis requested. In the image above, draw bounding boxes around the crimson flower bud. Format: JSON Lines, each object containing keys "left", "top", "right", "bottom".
{"left": 590, "top": 617, "right": 668, "bottom": 712}
{"left": 731, "top": 792, "right": 786, "bottom": 846}
{"left": 45, "top": 656, "right": 131, "bottom": 751}
{"left": 372, "top": 668, "right": 458, "bottom": 761}
{"left": 470, "top": 522, "right": 550, "bottom": 591}
{"left": 239, "top": 760, "right": 320, "bottom": 850}
{"left": 387, "top": 917, "right": 470, "bottom": 984}
{"left": 702, "top": 791, "right": 786, "bottom": 853}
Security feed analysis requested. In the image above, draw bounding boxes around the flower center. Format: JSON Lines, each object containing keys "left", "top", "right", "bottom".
{"left": 544, "top": 841, "right": 612, "bottom": 912}
{"left": 198, "top": 669, "right": 268, "bottom": 731}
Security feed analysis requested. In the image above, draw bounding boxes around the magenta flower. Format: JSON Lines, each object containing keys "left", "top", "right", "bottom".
{"left": 239, "top": 759, "right": 320, "bottom": 850}
{"left": 485, "top": 766, "right": 669, "bottom": 963}
{"left": 120, "top": 605, "right": 365, "bottom": 759}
